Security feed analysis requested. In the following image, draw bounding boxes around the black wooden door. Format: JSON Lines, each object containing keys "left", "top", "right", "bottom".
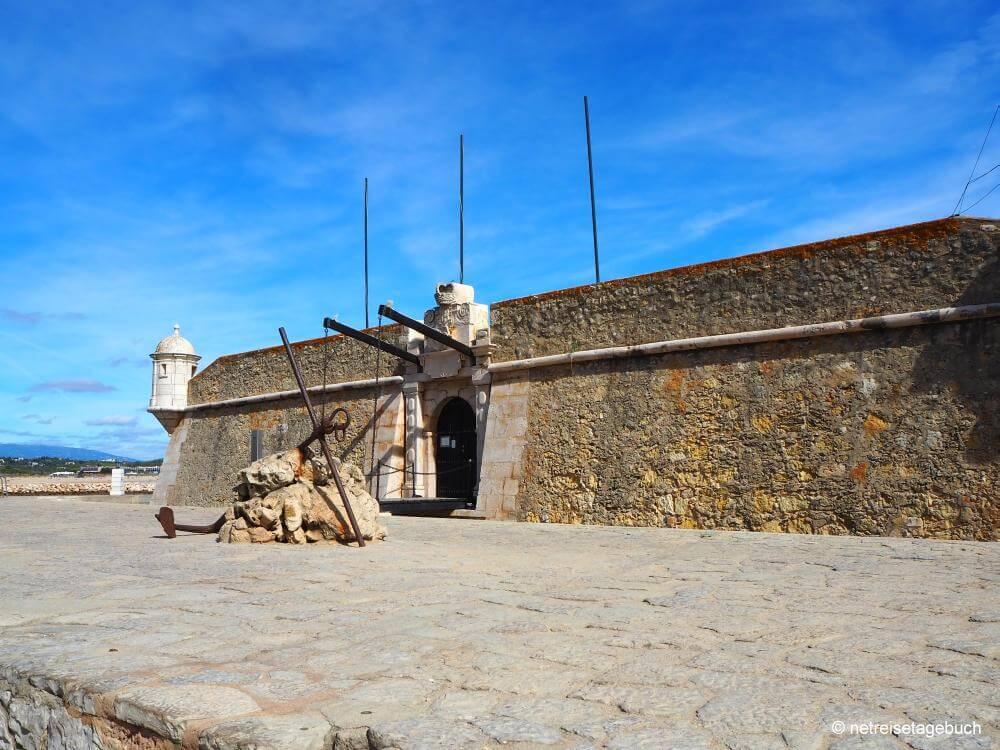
{"left": 435, "top": 398, "right": 477, "bottom": 499}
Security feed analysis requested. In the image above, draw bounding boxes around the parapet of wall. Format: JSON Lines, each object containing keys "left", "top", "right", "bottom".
{"left": 490, "top": 218, "right": 999, "bottom": 361}
{"left": 188, "top": 323, "right": 405, "bottom": 405}
{"left": 515, "top": 320, "right": 999, "bottom": 540}
{"left": 187, "top": 219, "right": 997, "bottom": 403}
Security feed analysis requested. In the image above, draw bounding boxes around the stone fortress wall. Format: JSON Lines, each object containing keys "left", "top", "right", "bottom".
{"left": 154, "top": 217, "right": 999, "bottom": 539}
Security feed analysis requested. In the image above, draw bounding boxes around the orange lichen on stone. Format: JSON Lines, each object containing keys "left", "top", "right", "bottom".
{"left": 864, "top": 414, "right": 890, "bottom": 434}
{"left": 248, "top": 412, "right": 283, "bottom": 430}
{"left": 663, "top": 370, "right": 687, "bottom": 412}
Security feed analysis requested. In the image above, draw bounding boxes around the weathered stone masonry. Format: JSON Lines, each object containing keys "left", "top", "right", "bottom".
{"left": 516, "top": 323, "right": 997, "bottom": 538}
{"left": 153, "top": 217, "right": 999, "bottom": 539}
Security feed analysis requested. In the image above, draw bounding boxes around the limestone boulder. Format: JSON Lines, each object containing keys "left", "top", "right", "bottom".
{"left": 235, "top": 449, "right": 304, "bottom": 498}
{"left": 219, "top": 516, "right": 253, "bottom": 544}
{"left": 296, "top": 455, "right": 331, "bottom": 485}
{"left": 220, "top": 452, "right": 386, "bottom": 545}
{"left": 339, "top": 461, "right": 368, "bottom": 497}
{"left": 301, "top": 479, "right": 386, "bottom": 543}
{"left": 247, "top": 526, "right": 278, "bottom": 543}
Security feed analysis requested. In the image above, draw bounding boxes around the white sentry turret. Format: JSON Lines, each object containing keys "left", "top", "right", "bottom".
{"left": 148, "top": 324, "right": 200, "bottom": 433}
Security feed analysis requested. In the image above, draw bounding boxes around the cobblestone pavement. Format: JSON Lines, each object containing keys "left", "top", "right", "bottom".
{"left": 0, "top": 498, "right": 996, "bottom": 749}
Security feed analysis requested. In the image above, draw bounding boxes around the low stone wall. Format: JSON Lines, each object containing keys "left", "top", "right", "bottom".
{"left": 514, "top": 319, "right": 999, "bottom": 540}
{"left": 3, "top": 480, "right": 154, "bottom": 496}
{"left": 0, "top": 675, "right": 172, "bottom": 750}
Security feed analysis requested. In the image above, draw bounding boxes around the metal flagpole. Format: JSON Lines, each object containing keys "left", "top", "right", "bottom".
{"left": 459, "top": 134, "right": 465, "bottom": 284}
{"left": 364, "top": 177, "right": 369, "bottom": 328}
{"left": 584, "top": 96, "right": 600, "bottom": 284}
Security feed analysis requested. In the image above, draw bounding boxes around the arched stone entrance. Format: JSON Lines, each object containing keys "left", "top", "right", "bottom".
{"left": 435, "top": 398, "right": 477, "bottom": 500}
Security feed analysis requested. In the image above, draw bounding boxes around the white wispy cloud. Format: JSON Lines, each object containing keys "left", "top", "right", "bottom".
{"left": 29, "top": 379, "right": 117, "bottom": 394}
{"left": 681, "top": 201, "right": 770, "bottom": 241}
{"left": 21, "top": 414, "right": 56, "bottom": 425}
{"left": 0, "top": 309, "right": 86, "bottom": 325}
{"left": 84, "top": 416, "right": 138, "bottom": 426}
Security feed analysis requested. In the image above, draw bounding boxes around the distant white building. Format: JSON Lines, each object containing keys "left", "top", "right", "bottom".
{"left": 148, "top": 324, "right": 200, "bottom": 434}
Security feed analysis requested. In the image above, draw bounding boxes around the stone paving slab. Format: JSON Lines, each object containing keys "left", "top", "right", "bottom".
{"left": 0, "top": 497, "right": 996, "bottom": 749}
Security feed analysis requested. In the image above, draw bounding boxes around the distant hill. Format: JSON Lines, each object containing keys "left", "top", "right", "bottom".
{"left": 0, "top": 444, "right": 140, "bottom": 462}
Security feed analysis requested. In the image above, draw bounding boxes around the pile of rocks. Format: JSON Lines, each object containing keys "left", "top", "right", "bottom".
{"left": 218, "top": 448, "right": 386, "bottom": 545}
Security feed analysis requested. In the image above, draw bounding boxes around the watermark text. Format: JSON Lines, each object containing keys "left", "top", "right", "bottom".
{"left": 830, "top": 720, "right": 981, "bottom": 738}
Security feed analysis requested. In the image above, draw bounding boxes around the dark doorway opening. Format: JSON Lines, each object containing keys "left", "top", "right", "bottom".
{"left": 435, "top": 398, "right": 477, "bottom": 500}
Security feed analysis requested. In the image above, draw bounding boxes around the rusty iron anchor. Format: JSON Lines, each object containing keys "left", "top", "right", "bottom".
{"left": 155, "top": 506, "right": 227, "bottom": 538}
{"left": 155, "top": 407, "right": 350, "bottom": 539}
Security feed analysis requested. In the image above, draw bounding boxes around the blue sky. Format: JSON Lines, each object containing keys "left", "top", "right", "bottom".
{"left": 1, "top": 1, "right": 998, "bottom": 460}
